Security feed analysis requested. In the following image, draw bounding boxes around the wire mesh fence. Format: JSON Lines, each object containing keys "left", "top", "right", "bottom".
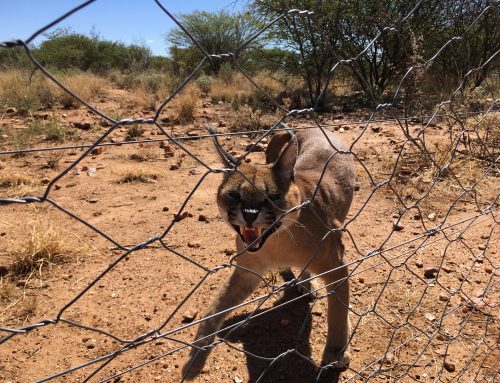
{"left": 0, "top": 1, "right": 498, "bottom": 382}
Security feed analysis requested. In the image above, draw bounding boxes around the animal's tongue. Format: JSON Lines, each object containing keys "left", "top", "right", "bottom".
{"left": 242, "top": 228, "right": 260, "bottom": 248}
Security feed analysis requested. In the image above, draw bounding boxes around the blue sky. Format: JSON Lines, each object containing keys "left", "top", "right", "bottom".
{"left": 0, "top": 0, "right": 245, "bottom": 56}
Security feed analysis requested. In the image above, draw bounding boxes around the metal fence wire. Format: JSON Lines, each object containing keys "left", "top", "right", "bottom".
{"left": 0, "top": 0, "right": 498, "bottom": 382}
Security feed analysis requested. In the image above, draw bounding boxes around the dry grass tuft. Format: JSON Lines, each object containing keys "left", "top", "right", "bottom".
{"left": 326, "top": 73, "right": 357, "bottom": 98}
{"left": 2, "top": 119, "right": 76, "bottom": 155}
{"left": 174, "top": 83, "right": 198, "bottom": 124}
{"left": 118, "top": 169, "right": 159, "bottom": 184}
{"left": 117, "top": 72, "right": 173, "bottom": 111}
{"left": 129, "top": 147, "right": 160, "bottom": 162}
{"left": 211, "top": 71, "right": 283, "bottom": 111}
{"left": 10, "top": 224, "right": 77, "bottom": 278}
{"left": 0, "top": 277, "right": 39, "bottom": 325}
{"left": 1, "top": 223, "right": 85, "bottom": 324}
{"left": 0, "top": 279, "right": 17, "bottom": 302}
{"left": 467, "top": 112, "right": 500, "bottom": 161}
{"left": 210, "top": 79, "right": 236, "bottom": 104}
{"left": 0, "top": 172, "right": 40, "bottom": 197}
{"left": 0, "top": 173, "right": 36, "bottom": 189}
{"left": 252, "top": 71, "right": 285, "bottom": 99}
{"left": 0, "top": 69, "right": 105, "bottom": 112}
{"left": 125, "top": 125, "right": 145, "bottom": 141}
{"left": 28, "top": 119, "right": 72, "bottom": 142}
{"left": 381, "top": 136, "right": 494, "bottom": 216}
{"left": 0, "top": 279, "right": 23, "bottom": 322}
{"left": 44, "top": 152, "right": 65, "bottom": 169}
{"left": 0, "top": 69, "right": 57, "bottom": 113}
{"left": 385, "top": 140, "right": 470, "bottom": 184}
{"left": 53, "top": 71, "right": 105, "bottom": 108}
{"left": 228, "top": 105, "right": 275, "bottom": 134}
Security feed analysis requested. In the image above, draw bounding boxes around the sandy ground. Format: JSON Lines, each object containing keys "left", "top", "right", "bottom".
{"left": 0, "top": 87, "right": 498, "bottom": 383}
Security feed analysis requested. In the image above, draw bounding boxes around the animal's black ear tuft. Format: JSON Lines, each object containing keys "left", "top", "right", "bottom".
{"left": 205, "top": 125, "right": 239, "bottom": 167}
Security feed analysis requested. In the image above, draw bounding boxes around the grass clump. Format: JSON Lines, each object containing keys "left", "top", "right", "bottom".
{"left": 118, "top": 169, "right": 159, "bottom": 184}
{"left": 54, "top": 71, "right": 105, "bottom": 108}
{"left": 0, "top": 279, "right": 35, "bottom": 327}
{"left": 125, "top": 125, "right": 145, "bottom": 141}
{"left": 196, "top": 74, "right": 213, "bottom": 94}
{"left": 4, "top": 119, "right": 76, "bottom": 154}
{"left": 0, "top": 69, "right": 57, "bottom": 113}
{"left": 0, "top": 172, "right": 40, "bottom": 197}
{"left": 210, "top": 71, "right": 283, "bottom": 111}
{"left": 1, "top": 223, "right": 83, "bottom": 324}
{"left": 467, "top": 112, "right": 500, "bottom": 161}
{"left": 44, "top": 152, "right": 65, "bottom": 169}
{"left": 210, "top": 80, "right": 235, "bottom": 104}
{"left": 10, "top": 224, "right": 76, "bottom": 278}
{"left": 0, "top": 69, "right": 104, "bottom": 112}
{"left": 5, "top": 129, "right": 32, "bottom": 155}
{"left": 174, "top": 83, "right": 198, "bottom": 124}
{"left": 0, "top": 280, "right": 17, "bottom": 302}
{"left": 27, "top": 119, "right": 70, "bottom": 141}
{"left": 228, "top": 105, "right": 275, "bottom": 134}
{"left": 129, "top": 147, "right": 160, "bottom": 162}
{"left": 0, "top": 173, "right": 36, "bottom": 189}
{"left": 117, "top": 71, "right": 173, "bottom": 111}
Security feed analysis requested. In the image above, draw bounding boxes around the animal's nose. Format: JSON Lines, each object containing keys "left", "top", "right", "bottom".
{"left": 242, "top": 208, "right": 260, "bottom": 226}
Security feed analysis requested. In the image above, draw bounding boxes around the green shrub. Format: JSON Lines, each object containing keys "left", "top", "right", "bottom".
{"left": 28, "top": 120, "right": 66, "bottom": 141}
{"left": 196, "top": 74, "right": 213, "bottom": 94}
{"left": 34, "top": 28, "right": 152, "bottom": 74}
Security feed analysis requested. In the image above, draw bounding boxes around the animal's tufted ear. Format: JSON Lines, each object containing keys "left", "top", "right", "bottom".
{"left": 205, "top": 125, "right": 239, "bottom": 168}
{"left": 266, "top": 130, "right": 293, "bottom": 164}
{"left": 270, "top": 132, "right": 298, "bottom": 189}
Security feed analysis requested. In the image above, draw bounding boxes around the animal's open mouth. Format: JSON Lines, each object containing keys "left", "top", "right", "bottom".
{"left": 232, "top": 221, "right": 282, "bottom": 252}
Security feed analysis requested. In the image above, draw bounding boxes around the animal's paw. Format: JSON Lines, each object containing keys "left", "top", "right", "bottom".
{"left": 296, "top": 275, "right": 319, "bottom": 300}
{"left": 321, "top": 346, "right": 350, "bottom": 372}
{"left": 182, "top": 349, "right": 209, "bottom": 381}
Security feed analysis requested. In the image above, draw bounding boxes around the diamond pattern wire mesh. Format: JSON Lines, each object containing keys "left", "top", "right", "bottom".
{"left": 0, "top": 1, "right": 498, "bottom": 382}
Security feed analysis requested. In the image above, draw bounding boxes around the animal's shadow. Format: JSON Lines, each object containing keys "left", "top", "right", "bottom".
{"left": 220, "top": 270, "right": 342, "bottom": 383}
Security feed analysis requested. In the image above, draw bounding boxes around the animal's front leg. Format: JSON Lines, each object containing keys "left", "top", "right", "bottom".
{"left": 317, "top": 240, "right": 351, "bottom": 373}
{"left": 182, "top": 265, "right": 261, "bottom": 380}
{"left": 321, "top": 269, "right": 350, "bottom": 371}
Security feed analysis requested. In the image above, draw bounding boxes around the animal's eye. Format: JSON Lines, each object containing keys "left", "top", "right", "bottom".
{"left": 227, "top": 190, "right": 240, "bottom": 201}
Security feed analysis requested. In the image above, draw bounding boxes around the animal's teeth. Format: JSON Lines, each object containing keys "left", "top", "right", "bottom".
{"left": 239, "top": 226, "right": 265, "bottom": 235}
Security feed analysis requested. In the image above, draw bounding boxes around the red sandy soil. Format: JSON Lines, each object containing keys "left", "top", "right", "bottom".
{"left": 0, "top": 87, "right": 498, "bottom": 383}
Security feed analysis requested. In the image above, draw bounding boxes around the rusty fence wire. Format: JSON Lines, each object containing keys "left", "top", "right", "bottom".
{"left": 0, "top": 0, "right": 498, "bottom": 382}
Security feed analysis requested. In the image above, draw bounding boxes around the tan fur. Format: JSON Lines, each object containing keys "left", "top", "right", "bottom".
{"left": 182, "top": 128, "right": 356, "bottom": 380}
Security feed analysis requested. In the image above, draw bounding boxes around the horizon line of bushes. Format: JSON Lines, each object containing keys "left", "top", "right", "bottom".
{"left": 0, "top": 28, "right": 171, "bottom": 74}
{"left": 1, "top": 0, "right": 498, "bottom": 114}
